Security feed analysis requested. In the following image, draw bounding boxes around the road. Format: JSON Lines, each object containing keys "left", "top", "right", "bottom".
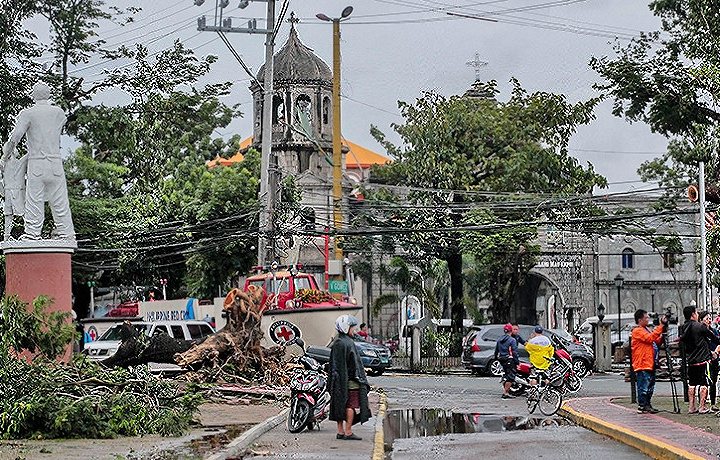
{"left": 375, "top": 371, "right": 655, "bottom": 459}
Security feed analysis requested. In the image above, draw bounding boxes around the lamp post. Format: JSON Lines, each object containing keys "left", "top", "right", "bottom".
{"left": 317, "top": 6, "right": 353, "bottom": 261}
{"left": 551, "top": 287, "right": 559, "bottom": 329}
{"left": 650, "top": 287, "right": 655, "bottom": 314}
{"left": 614, "top": 274, "right": 624, "bottom": 335}
{"left": 87, "top": 281, "right": 96, "bottom": 318}
{"left": 159, "top": 279, "right": 167, "bottom": 301}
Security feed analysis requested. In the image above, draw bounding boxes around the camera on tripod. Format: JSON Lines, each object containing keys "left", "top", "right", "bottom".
{"left": 649, "top": 308, "right": 676, "bottom": 327}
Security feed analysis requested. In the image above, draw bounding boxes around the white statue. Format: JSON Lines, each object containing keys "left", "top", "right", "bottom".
{"left": 0, "top": 150, "right": 28, "bottom": 240}
{"left": 2, "top": 82, "right": 75, "bottom": 240}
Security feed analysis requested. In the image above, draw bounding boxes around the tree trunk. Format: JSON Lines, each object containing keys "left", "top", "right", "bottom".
{"left": 103, "top": 286, "right": 285, "bottom": 383}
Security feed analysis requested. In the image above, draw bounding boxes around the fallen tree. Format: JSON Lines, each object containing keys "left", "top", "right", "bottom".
{"left": 102, "top": 286, "right": 288, "bottom": 385}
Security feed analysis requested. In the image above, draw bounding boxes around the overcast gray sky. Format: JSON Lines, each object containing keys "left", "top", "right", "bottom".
{"left": 49, "top": 0, "right": 668, "bottom": 194}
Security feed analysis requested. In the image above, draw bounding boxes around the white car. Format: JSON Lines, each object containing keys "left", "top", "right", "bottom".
{"left": 84, "top": 320, "right": 215, "bottom": 361}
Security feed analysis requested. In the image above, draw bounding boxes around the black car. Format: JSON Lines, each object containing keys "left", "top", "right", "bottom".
{"left": 461, "top": 324, "right": 594, "bottom": 378}
{"left": 305, "top": 335, "right": 392, "bottom": 376}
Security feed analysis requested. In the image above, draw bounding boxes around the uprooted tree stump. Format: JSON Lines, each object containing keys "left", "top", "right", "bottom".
{"left": 102, "top": 286, "right": 287, "bottom": 385}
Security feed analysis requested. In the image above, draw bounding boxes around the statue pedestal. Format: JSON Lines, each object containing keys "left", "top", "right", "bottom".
{"left": 3, "top": 239, "right": 77, "bottom": 360}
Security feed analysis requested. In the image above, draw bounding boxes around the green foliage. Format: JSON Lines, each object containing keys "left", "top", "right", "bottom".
{"left": 460, "top": 209, "right": 540, "bottom": 323}
{"left": 359, "top": 81, "right": 606, "bottom": 327}
{"left": 0, "top": 295, "right": 74, "bottom": 360}
{"left": 590, "top": 0, "right": 720, "bottom": 138}
{"left": 372, "top": 293, "right": 400, "bottom": 318}
{"left": 0, "top": 355, "right": 202, "bottom": 439}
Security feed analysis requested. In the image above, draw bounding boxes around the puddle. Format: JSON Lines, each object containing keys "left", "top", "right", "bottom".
{"left": 188, "top": 424, "right": 254, "bottom": 455}
{"left": 383, "top": 408, "right": 571, "bottom": 453}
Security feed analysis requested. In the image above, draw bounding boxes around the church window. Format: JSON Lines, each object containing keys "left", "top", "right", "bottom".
{"left": 323, "top": 96, "right": 330, "bottom": 124}
{"left": 621, "top": 248, "right": 634, "bottom": 269}
{"left": 295, "top": 94, "right": 312, "bottom": 124}
{"left": 272, "top": 95, "right": 285, "bottom": 124}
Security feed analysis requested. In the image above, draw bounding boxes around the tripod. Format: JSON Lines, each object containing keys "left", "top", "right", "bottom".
{"left": 659, "top": 326, "right": 681, "bottom": 414}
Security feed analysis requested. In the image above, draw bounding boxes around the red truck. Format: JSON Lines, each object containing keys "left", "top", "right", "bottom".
{"left": 243, "top": 267, "right": 357, "bottom": 311}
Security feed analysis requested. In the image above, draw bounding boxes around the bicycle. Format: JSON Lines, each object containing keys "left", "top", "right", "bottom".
{"left": 526, "top": 357, "right": 568, "bottom": 416}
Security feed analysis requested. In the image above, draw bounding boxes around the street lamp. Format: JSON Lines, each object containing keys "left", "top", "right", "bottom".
{"left": 159, "top": 279, "right": 168, "bottom": 301}
{"left": 614, "top": 274, "right": 624, "bottom": 335}
{"left": 650, "top": 287, "right": 655, "bottom": 314}
{"left": 316, "top": 6, "right": 353, "bottom": 261}
{"left": 597, "top": 303, "right": 605, "bottom": 323}
{"left": 551, "top": 287, "right": 559, "bottom": 329}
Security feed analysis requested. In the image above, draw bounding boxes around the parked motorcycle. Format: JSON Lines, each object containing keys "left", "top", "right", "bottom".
{"left": 508, "top": 348, "right": 582, "bottom": 396}
{"left": 287, "top": 338, "right": 331, "bottom": 433}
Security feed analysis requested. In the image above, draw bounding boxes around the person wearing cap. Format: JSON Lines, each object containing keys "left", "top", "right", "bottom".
{"left": 329, "top": 314, "right": 371, "bottom": 440}
{"left": 495, "top": 323, "right": 519, "bottom": 399}
{"left": 631, "top": 308, "right": 667, "bottom": 414}
{"left": 525, "top": 326, "right": 554, "bottom": 385}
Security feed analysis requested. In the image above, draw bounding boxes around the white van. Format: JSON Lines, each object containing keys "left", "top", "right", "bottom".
{"left": 575, "top": 313, "right": 647, "bottom": 346}
{"left": 84, "top": 320, "right": 215, "bottom": 361}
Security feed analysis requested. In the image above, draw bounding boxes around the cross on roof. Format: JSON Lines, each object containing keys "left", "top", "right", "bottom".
{"left": 466, "top": 52, "right": 488, "bottom": 81}
{"left": 288, "top": 12, "right": 299, "bottom": 25}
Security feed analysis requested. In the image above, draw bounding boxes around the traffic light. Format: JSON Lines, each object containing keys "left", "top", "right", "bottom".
{"left": 688, "top": 184, "right": 720, "bottom": 204}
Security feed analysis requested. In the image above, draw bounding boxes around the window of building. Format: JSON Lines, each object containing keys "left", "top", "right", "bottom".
{"left": 295, "top": 94, "right": 312, "bottom": 123}
{"left": 322, "top": 96, "right": 330, "bottom": 125}
{"left": 662, "top": 252, "right": 676, "bottom": 269}
{"left": 622, "top": 248, "right": 634, "bottom": 269}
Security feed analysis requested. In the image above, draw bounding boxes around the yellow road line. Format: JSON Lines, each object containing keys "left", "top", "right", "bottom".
{"left": 372, "top": 392, "right": 388, "bottom": 460}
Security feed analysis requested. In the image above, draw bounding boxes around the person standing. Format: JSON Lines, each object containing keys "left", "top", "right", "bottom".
{"left": 357, "top": 323, "right": 371, "bottom": 342}
{"left": 631, "top": 309, "right": 667, "bottom": 414}
{"left": 511, "top": 324, "right": 526, "bottom": 346}
{"left": 329, "top": 314, "right": 371, "bottom": 440}
{"left": 699, "top": 311, "right": 720, "bottom": 411}
{"left": 2, "top": 81, "right": 75, "bottom": 240}
{"left": 0, "top": 150, "right": 28, "bottom": 240}
{"left": 495, "top": 323, "right": 519, "bottom": 399}
{"left": 680, "top": 305, "right": 718, "bottom": 414}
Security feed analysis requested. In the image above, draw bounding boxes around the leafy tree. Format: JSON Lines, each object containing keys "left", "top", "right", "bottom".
{"left": 365, "top": 80, "right": 606, "bottom": 331}
{"left": 591, "top": 0, "right": 720, "bottom": 281}
{"left": 62, "top": 42, "right": 254, "bottom": 301}
{"left": 591, "top": 0, "right": 720, "bottom": 138}
{"left": 0, "top": 0, "right": 42, "bottom": 140}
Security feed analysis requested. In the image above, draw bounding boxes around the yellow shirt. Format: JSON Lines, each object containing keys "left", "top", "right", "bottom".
{"left": 525, "top": 340, "right": 554, "bottom": 370}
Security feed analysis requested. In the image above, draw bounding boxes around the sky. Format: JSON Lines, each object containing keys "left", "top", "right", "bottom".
{"left": 45, "top": 0, "right": 669, "bottom": 194}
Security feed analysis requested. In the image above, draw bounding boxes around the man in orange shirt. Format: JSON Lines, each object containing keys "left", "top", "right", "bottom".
{"left": 631, "top": 309, "right": 668, "bottom": 414}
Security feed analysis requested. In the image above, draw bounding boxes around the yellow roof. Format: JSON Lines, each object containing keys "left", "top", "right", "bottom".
{"left": 208, "top": 136, "right": 389, "bottom": 168}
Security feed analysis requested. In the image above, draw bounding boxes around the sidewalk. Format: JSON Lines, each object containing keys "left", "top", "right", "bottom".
{"left": 561, "top": 396, "right": 720, "bottom": 460}
{"left": 210, "top": 391, "right": 386, "bottom": 460}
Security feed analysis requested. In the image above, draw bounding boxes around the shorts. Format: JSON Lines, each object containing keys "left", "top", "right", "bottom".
{"left": 499, "top": 356, "right": 517, "bottom": 383}
{"left": 687, "top": 362, "right": 710, "bottom": 387}
{"left": 346, "top": 389, "right": 360, "bottom": 409}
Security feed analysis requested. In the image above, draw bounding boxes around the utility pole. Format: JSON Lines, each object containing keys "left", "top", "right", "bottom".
{"left": 317, "top": 6, "right": 353, "bottom": 262}
{"left": 195, "top": 0, "right": 276, "bottom": 266}
{"left": 700, "top": 161, "right": 708, "bottom": 310}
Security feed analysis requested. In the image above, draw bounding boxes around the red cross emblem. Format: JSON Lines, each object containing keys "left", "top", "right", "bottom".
{"left": 269, "top": 320, "right": 301, "bottom": 345}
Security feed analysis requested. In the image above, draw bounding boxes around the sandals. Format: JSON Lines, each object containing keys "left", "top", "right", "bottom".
{"left": 688, "top": 409, "right": 699, "bottom": 414}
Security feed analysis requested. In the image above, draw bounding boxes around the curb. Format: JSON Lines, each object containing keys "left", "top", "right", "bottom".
{"left": 559, "top": 404, "right": 704, "bottom": 460}
{"left": 372, "top": 392, "right": 388, "bottom": 460}
{"left": 205, "top": 407, "right": 290, "bottom": 460}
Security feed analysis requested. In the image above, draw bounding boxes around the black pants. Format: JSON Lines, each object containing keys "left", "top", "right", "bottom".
{"left": 710, "top": 360, "right": 719, "bottom": 406}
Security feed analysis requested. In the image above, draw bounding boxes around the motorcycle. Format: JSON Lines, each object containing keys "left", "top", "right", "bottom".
{"left": 508, "top": 348, "right": 583, "bottom": 396}
{"left": 287, "top": 338, "right": 332, "bottom": 433}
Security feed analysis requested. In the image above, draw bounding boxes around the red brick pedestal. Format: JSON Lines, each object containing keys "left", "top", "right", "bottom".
{"left": 3, "top": 240, "right": 76, "bottom": 360}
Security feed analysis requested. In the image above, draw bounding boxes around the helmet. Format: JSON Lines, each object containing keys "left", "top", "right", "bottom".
{"left": 503, "top": 323, "right": 513, "bottom": 333}
{"left": 335, "top": 314, "right": 359, "bottom": 334}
